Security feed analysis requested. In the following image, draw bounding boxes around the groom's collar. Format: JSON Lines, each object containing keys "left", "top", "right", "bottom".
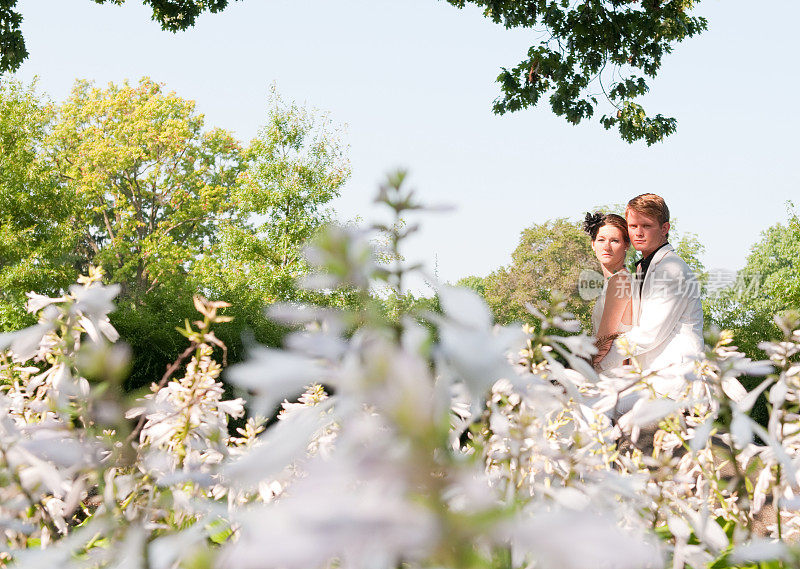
{"left": 635, "top": 241, "right": 670, "bottom": 295}
{"left": 635, "top": 241, "right": 670, "bottom": 272}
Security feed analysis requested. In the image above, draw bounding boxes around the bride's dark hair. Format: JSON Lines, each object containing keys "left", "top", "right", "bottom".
{"left": 582, "top": 212, "right": 630, "bottom": 244}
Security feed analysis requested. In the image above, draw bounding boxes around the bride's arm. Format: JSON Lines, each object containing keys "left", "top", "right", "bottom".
{"left": 593, "top": 272, "right": 632, "bottom": 367}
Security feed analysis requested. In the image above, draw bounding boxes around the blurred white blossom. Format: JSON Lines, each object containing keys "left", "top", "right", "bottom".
{"left": 4, "top": 190, "right": 800, "bottom": 569}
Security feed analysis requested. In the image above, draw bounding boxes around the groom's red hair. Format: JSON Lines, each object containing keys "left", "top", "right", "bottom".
{"left": 626, "top": 193, "right": 670, "bottom": 225}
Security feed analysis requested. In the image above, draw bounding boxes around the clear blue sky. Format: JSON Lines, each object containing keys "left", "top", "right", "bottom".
{"left": 15, "top": 0, "right": 800, "bottom": 292}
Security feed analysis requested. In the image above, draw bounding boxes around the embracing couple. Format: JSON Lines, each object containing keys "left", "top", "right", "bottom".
{"left": 584, "top": 193, "right": 703, "bottom": 395}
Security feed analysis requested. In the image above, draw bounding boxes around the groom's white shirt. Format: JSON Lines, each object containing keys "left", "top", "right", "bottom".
{"left": 625, "top": 243, "right": 703, "bottom": 383}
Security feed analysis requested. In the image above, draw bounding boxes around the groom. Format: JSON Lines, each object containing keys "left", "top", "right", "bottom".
{"left": 623, "top": 194, "right": 703, "bottom": 389}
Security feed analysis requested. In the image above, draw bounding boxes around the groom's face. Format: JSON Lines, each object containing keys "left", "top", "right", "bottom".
{"left": 626, "top": 210, "right": 670, "bottom": 256}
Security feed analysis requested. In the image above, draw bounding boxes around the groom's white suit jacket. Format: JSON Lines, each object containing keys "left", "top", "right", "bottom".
{"left": 625, "top": 244, "right": 704, "bottom": 377}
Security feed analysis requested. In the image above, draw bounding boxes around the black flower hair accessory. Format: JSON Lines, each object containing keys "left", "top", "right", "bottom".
{"left": 582, "top": 211, "right": 604, "bottom": 238}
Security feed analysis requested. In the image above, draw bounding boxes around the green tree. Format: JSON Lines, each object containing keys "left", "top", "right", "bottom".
{"left": 483, "top": 218, "right": 595, "bottom": 327}
{"left": 49, "top": 78, "right": 245, "bottom": 302}
{"left": 706, "top": 204, "right": 800, "bottom": 359}
{"left": 446, "top": 0, "right": 707, "bottom": 144}
{"left": 93, "top": 0, "right": 235, "bottom": 31}
{"left": 455, "top": 275, "right": 486, "bottom": 297}
{"left": 672, "top": 228, "right": 706, "bottom": 288}
{"left": 196, "top": 87, "right": 350, "bottom": 307}
{"left": 0, "top": 80, "right": 79, "bottom": 329}
{"left": 0, "top": 0, "right": 25, "bottom": 73}
{"left": 0, "top": 77, "right": 349, "bottom": 388}
{"left": 43, "top": 77, "right": 250, "bottom": 387}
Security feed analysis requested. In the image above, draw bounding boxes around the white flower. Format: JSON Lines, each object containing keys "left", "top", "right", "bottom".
{"left": 730, "top": 409, "right": 754, "bottom": 448}
{"left": 689, "top": 418, "right": 715, "bottom": 452}
{"left": 618, "top": 397, "right": 685, "bottom": 431}
{"left": 731, "top": 358, "right": 774, "bottom": 376}
{"left": 148, "top": 525, "right": 207, "bottom": 569}
{"left": 222, "top": 404, "right": 328, "bottom": 489}
{"left": 502, "top": 510, "right": 661, "bottom": 569}
{"left": 135, "top": 345, "right": 243, "bottom": 469}
{"left": 226, "top": 348, "right": 330, "bottom": 415}
{"left": 69, "top": 282, "right": 120, "bottom": 319}
{"left": 221, "top": 454, "right": 438, "bottom": 569}
{"left": 758, "top": 340, "right": 800, "bottom": 361}
{"left": 435, "top": 286, "right": 526, "bottom": 408}
{"left": 550, "top": 333, "right": 597, "bottom": 360}
{"left": 680, "top": 505, "right": 730, "bottom": 552}
{"left": 730, "top": 539, "right": 789, "bottom": 564}
{"left": 26, "top": 292, "right": 68, "bottom": 314}
{"left": 301, "top": 226, "right": 377, "bottom": 290}
{"left": 10, "top": 323, "right": 54, "bottom": 362}
{"left": 753, "top": 466, "right": 772, "bottom": 513}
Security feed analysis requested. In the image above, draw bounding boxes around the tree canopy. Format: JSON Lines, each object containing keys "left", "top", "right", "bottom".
{"left": 446, "top": 0, "right": 707, "bottom": 144}
{"left": 482, "top": 217, "right": 595, "bottom": 327}
{"left": 93, "top": 0, "right": 235, "bottom": 32}
{"left": 203, "top": 86, "right": 349, "bottom": 303}
{"left": 49, "top": 77, "right": 244, "bottom": 302}
{"left": 2, "top": 1, "right": 705, "bottom": 144}
{"left": 0, "top": 76, "right": 349, "bottom": 387}
{"left": 706, "top": 204, "right": 800, "bottom": 359}
{"left": 194, "top": 86, "right": 353, "bottom": 321}
{"left": 0, "top": 80, "right": 75, "bottom": 329}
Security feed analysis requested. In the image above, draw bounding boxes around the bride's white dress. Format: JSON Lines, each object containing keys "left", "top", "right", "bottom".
{"left": 591, "top": 268, "right": 632, "bottom": 373}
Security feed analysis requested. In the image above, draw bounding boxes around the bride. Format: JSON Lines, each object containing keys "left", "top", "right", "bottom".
{"left": 582, "top": 212, "right": 633, "bottom": 372}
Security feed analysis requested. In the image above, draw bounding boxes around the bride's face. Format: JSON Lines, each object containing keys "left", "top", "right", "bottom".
{"left": 591, "top": 225, "right": 628, "bottom": 269}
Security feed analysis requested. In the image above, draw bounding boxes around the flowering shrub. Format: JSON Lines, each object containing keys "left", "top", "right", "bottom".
{"left": 0, "top": 174, "right": 799, "bottom": 569}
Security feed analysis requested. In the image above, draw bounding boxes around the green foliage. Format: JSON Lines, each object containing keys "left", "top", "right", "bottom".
{"left": 93, "top": 0, "right": 236, "bottom": 32}
{"left": 196, "top": 86, "right": 350, "bottom": 307}
{"left": 455, "top": 275, "right": 486, "bottom": 297}
{"left": 483, "top": 218, "right": 595, "bottom": 327}
{"left": 6, "top": 1, "right": 705, "bottom": 146}
{"left": 0, "top": 80, "right": 77, "bottom": 330}
{"left": 0, "top": 0, "right": 26, "bottom": 73}
{"left": 706, "top": 203, "right": 800, "bottom": 360}
{"left": 50, "top": 77, "right": 245, "bottom": 302}
{"left": 672, "top": 227, "right": 706, "bottom": 287}
{"left": 446, "top": 0, "right": 707, "bottom": 144}
{"left": 110, "top": 290, "right": 197, "bottom": 391}
{"left": 0, "top": 77, "right": 348, "bottom": 389}
{"left": 41, "top": 78, "right": 254, "bottom": 388}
